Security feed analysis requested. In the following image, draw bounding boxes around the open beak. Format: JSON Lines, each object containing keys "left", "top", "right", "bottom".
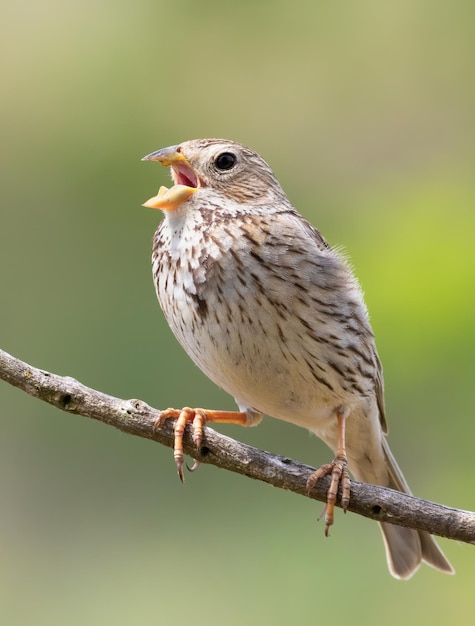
{"left": 141, "top": 145, "right": 199, "bottom": 211}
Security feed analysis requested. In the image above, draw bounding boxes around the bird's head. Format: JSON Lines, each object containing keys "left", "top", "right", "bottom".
{"left": 142, "top": 139, "right": 286, "bottom": 213}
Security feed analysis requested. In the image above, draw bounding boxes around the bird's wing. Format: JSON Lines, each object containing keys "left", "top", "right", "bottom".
{"left": 284, "top": 209, "right": 389, "bottom": 433}
{"left": 374, "top": 351, "right": 388, "bottom": 433}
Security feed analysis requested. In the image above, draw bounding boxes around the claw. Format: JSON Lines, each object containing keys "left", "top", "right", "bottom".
{"left": 187, "top": 460, "right": 201, "bottom": 473}
{"left": 176, "top": 458, "right": 185, "bottom": 482}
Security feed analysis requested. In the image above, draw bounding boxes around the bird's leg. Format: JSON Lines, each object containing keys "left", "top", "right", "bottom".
{"left": 306, "top": 406, "right": 351, "bottom": 536}
{"left": 155, "top": 408, "right": 249, "bottom": 481}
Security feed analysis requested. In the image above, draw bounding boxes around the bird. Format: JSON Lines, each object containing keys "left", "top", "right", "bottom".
{"left": 141, "top": 138, "right": 454, "bottom": 580}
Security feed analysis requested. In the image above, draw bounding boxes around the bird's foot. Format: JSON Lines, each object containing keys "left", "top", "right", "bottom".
{"left": 306, "top": 455, "right": 351, "bottom": 536}
{"left": 154, "top": 407, "right": 248, "bottom": 481}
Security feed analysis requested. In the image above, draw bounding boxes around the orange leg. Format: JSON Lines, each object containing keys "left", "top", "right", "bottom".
{"left": 306, "top": 407, "right": 351, "bottom": 536}
{"left": 155, "top": 407, "right": 249, "bottom": 481}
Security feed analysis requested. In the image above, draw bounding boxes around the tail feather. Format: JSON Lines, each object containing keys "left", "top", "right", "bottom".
{"left": 380, "top": 523, "right": 421, "bottom": 580}
{"left": 379, "top": 439, "right": 454, "bottom": 579}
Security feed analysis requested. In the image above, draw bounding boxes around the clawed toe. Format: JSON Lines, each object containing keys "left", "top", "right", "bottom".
{"left": 305, "top": 407, "right": 351, "bottom": 535}
{"left": 306, "top": 455, "right": 351, "bottom": 536}
{"left": 154, "top": 407, "right": 249, "bottom": 481}
{"left": 153, "top": 407, "right": 207, "bottom": 481}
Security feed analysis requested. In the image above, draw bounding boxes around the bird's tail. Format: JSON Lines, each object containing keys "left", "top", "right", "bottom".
{"left": 379, "top": 439, "right": 454, "bottom": 579}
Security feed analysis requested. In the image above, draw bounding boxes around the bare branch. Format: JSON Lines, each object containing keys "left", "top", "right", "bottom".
{"left": 1, "top": 347, "right": 474, "bottom": 544}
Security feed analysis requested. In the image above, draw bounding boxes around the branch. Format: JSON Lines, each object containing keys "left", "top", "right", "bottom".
{"left": 1, "top": 347, "right": 474, "bottom": 544}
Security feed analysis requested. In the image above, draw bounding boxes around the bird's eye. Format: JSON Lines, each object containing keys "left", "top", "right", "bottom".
{"left": 215, "top": 152, "right": 237, "bottom": 171}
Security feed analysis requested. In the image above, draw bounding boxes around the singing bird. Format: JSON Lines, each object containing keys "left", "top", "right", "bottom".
{"left": 142, "top": 138, "right": 453, "bottom": 579}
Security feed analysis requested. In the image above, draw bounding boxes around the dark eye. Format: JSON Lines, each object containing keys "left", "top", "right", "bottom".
{"left": 215, "top": 152, "right": 237, "bottom": 171}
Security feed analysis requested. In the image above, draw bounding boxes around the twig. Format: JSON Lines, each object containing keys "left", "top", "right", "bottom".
{"left": 1, "top": 347, "right": 474, "bottom": 544}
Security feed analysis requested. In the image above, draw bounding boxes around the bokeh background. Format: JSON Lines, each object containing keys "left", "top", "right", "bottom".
{"left": 1, "top": 1, "right": 474, "bottom": 624}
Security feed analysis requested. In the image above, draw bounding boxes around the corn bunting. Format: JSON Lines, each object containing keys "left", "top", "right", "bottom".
{"left": 142, "top": 138, "right": 453, "bottom": 579}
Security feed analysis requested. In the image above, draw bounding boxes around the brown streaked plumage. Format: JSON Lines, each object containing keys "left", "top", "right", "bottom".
{"left": 142, "top": 138, "right": 454, "bottom": 580}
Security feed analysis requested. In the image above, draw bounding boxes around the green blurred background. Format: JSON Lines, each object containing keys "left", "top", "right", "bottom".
{"left": 1, "top": 1, "right": 474, "bottom": 624}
